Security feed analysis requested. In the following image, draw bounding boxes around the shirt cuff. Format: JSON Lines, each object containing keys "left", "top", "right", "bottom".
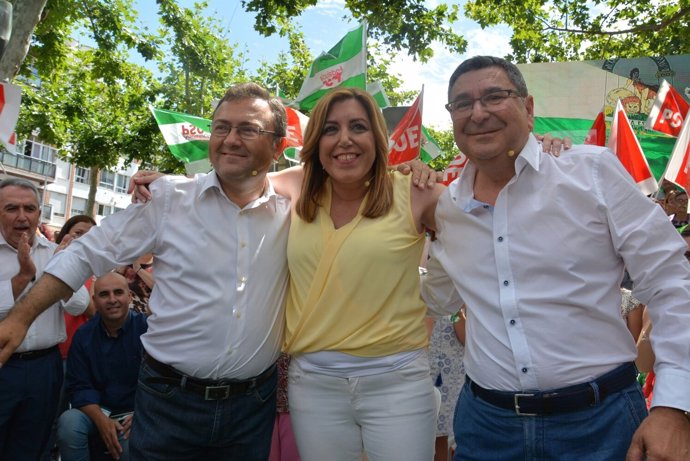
{"left": 650, "top": 367, "right": 690, "bottom": 413}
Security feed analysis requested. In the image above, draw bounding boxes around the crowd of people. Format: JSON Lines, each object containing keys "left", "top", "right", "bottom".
{"left": 0, "top": 55, "right": 688, "bottom": 461}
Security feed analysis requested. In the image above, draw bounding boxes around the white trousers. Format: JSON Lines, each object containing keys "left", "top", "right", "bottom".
{"left": 288, "top": 353, "right": 437, "bottom": 461}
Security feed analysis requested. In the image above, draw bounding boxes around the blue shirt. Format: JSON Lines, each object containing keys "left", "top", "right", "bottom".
{"left": 66, "top": 311, "right": 148, "bottom": 414}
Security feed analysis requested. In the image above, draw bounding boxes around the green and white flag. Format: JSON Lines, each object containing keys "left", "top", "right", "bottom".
{"left": 295, "top": 22, "right": 367, "bottom": 112}
{"left": 150, "top": 107, "right": 213, "bottom": 175}
{"left": 419, "top": 125, "right": 443, "bottom": 163}
{"left": 367, "top": 81, "right": 390, "bottom": 109}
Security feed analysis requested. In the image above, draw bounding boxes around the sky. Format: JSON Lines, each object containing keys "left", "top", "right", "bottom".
{"left": 130, "top": 0, "right": 513, "bottom": 129}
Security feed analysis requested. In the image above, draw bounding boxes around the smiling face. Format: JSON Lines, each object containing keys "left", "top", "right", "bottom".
{"left": 208, "top": 98, "right": 281, "bottom": 186}
{"left": 317, "top": 98, "right": 376, "bottom": 189}
{"left": 449, "top": 66, "right": 534, "bottom": 164}
{"left": 93, "top": 272, "right": 131, "bottom": 329}
{"left": 0, "top": 185, "right": 41, "bottom": 249}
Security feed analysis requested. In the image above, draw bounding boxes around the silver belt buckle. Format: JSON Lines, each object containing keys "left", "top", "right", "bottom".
{"left": 514, "top": 393, "right": 537, "bottom": 416}
{"left": 204, "top": 385, "right": 231, "bottom": 400}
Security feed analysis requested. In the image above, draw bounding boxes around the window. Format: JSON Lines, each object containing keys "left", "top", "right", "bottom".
{"left": 49, "top": 192, "right": 66, "bottom": 218}
{"left": 71, "top": 197, "right": 87, "bottom": 216}
{"left": 99, "top": 170, "right": 115, "bottom": 190}
{"left": 75, "top": 167, "right": 90, "bottom": 184}
{"left": 97, "top": 204, "right": 113, "bottom": 217}
{"left": 115, "top": 174, "right": 130, "bottom": 193}
{"left": 23, "top": 139, "right": 57, "bottom": 163}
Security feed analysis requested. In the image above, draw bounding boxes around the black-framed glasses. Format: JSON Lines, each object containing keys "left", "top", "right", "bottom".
{"left": 445, "top": 89, "right": 524, "bottom": 116}
{"left": 210, "top": 123, "right": 277, "bottom": 140}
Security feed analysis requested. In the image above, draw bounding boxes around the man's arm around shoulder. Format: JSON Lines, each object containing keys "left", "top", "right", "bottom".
{"left": 0, "top": 273, "right": 73, "bottom": 365}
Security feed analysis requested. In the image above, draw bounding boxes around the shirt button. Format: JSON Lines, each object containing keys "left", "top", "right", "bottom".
{"left": 510, "top": 319, "right": 516, "bottom": 325}
{"left": 483, "top": 205, "right": 489, "bottom": 209}
{"left": 240, "top": 241, "right": 247, "bottom": 248}
{"left": 232, "top": 308, "right": 241, "bottom": 318}
{"left": 503, "top": 280, "right": 509, "bottom": 286}
{"left": 497, "top": 236, "right": 504, "bottom": 242}
{"left": 522, "top": 367, "right": 528, "bottom": 373}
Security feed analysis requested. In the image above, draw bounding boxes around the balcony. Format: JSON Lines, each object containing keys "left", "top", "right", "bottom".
{"left": 0, "top": 149, "right": 56, "bottom": 180}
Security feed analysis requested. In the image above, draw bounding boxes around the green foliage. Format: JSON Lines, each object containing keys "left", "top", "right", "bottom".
{"left": 367, "top": 50, "right": 417, "bottom": 106}
{"left": 155, "top": 0, "right": 249, "bottom": 116}
{"left": 251, "top": 19, "right": 312, "bottom": 99}
{"left": 465, "top": 0, "right": 690, "bottom": 62}
{"left": 241, "top": 0, "right": 467, "bottom": 62}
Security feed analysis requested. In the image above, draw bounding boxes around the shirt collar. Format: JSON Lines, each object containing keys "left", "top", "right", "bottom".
{"left": 447, "top": 133, "right": 542, "bottom": 213}
{"left": 198, "top": 171, "right": 279, "bottom": 212}
{"left": 97, "top": 311, "right": 132, "bottom": 337}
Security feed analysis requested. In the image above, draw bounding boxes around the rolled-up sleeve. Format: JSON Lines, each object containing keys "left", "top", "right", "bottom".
{"left": 61, "top": 285, "right": 89, "bottom": 316}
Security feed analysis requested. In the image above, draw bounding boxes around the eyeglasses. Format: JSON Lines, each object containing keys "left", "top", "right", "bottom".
{"left": 445, "top": 89, "right": 524, "bottom": 117}
{"left": 210, "top": 123, "right": 277, "bottom": 140}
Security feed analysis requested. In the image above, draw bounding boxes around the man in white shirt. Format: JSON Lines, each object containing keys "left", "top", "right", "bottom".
{"left": 0, "top": 178, "right": 89, "bottom": 460}
{"left": 423, "top": 56, "right": 690, "bottom": 460}
{"left": 0, "top": 83, "right": 290, "bottom": 461}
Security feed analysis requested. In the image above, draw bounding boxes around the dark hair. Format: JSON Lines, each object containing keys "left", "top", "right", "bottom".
{"left": 212, "top": 82, "right": 287, "bottom": 138}
{"left": 448, "top": 56, "right": 528, "bottom": 101}
{"left": 0, "top": 178, "right": 41, "bottom": 206}
{"left": 295, "top": 87, "right": 393, "bottom": 222}
{"left": 55, "top": 214, "right": 96, "bottom": 244}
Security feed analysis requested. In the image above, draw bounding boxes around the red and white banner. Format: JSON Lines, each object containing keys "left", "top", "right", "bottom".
{"left": 584, "top": 111, "right": 606, "bottom": 146}
{"left": 663, "top": 110, "right": 690, "bottom": 191}
{"left": 644, "top": 80, "right": 690, "bottom": 137}
{"left": 441, "top": 152, "right": 468, "bottom": 186}
{"left": 388, "top": 89, "right": 423, "bottom": 165}
{"left": 609, "top": 100, "right": 658, "bottom": 195}
{"left": 283, "top": 107, "right": 310, "bottom": 163}
{"left": 0, "top": 82, "right": 21, "bottom": 151}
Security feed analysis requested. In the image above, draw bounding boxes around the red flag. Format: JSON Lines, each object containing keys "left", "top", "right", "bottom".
{"left": 584, "top": 111, "right": 607, "bottom": 146}
{"left": 388, "top": 89, "right": 423, "bottom": 165}
{"left": 663, "top": 109, "right": 690, "bottom": 191}
{"left": 644, "top": 80, "right": 690, "bottom": 137}
{"left": 608, "top": 100, "right": 658, "bottom": 195}
{"left": 441, "top": 152, "right": 468, "bottom": 186}
{"left": 0, "top": 82, "right": 21, "bottom": 151}
{"left": 284, "top": 107, "right": 309, "bottom": 149}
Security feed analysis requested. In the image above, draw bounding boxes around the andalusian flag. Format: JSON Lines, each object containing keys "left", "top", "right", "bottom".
{"left": 367, "top": 81, "right": 390, "bottom": 109}
{"left": 295, "top": 22, "right": 367, "bottom": 112}
{"left": 420, "top": 126, "right": 443, "bottom": 163}
{"left": 150, "top": 107, "right": 212, "bottom": 175}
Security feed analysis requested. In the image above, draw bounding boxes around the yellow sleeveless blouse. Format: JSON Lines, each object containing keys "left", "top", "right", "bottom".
{"left": 284, "top": 172, "right": 428, "bottom": 356}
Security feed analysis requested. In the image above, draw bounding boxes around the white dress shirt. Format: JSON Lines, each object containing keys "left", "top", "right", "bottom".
{"left": 45, "top": 173, "right": 290, "bottom": 380}
{"left": 0, "top": 233, "right": 89, "bottom": 352}
{"left": 423, "top": 134, "right": 690, "bottom": 412}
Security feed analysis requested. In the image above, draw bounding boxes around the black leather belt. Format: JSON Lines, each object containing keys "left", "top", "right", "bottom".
{"left": 468, "top": 362, "right": 638, "bottom": 416}
{"left": 10, "top": 345, "right": 58, "bottom": 360}
{"left": 143, "top": 353, "right": 276, "bottom": 401}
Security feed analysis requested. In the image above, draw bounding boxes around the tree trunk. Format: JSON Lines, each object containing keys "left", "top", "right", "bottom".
{"left": 0, "top": 0, "right": 48, "bottom": 81}
{"left": 86, "top": 165, "right": 98, "bottom": 218}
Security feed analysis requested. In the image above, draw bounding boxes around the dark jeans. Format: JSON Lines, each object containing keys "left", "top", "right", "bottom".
{"left": 130, "top": 360, "right": 277, "bottom": 461}
{"left": 453, "top": 379, "right": 648, "bottom": 460}
{"left": 0, "top": 348, "right": 63, "bottom": 461}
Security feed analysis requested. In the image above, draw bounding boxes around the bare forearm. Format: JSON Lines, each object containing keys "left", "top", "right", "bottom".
{"left": 10, "top": 273, "right": 73, "bottom": 326}
{"left": 11, "top": 274, "right": 33, "bottom": 300}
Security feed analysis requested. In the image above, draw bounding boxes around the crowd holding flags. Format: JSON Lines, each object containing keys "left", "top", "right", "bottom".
{"left": 149, "top": 24, "right": 690, "bottom": 196}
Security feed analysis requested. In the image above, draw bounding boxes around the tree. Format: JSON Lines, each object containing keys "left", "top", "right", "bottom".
{"left": 465, "top": 0, "right": 690, "bottom": 62}
{"left": 242, "top": 0, "right": 467, "bottom": 62}
{"left": 17, "top": 47, "right": 160, "bottom": 215}
{"left": 155, "top": 0, "right": 248, "bottom": 117}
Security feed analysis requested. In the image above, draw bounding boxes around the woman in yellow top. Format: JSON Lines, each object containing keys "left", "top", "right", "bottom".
{"left": 272, "top": 87, "right": 443, "bottom": 461}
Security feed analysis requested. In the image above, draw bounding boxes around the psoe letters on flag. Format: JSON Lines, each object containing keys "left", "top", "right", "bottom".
{"left": 150, "top": 107, "right": 212, "bottom": 175}
{"left": 388, "top": 89, "right": 423, "bottom": 166}
{"left": 609, "top": 100, "right": 658, "bottom": 195}
{"left": 645, "top": 80, "right": 690, "bottom": 137}
{"left": 295, "top": 22, "right": 367, "bottom": 112}
{"left": 0, "top": 82, "right": 21, "bottom": 151}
